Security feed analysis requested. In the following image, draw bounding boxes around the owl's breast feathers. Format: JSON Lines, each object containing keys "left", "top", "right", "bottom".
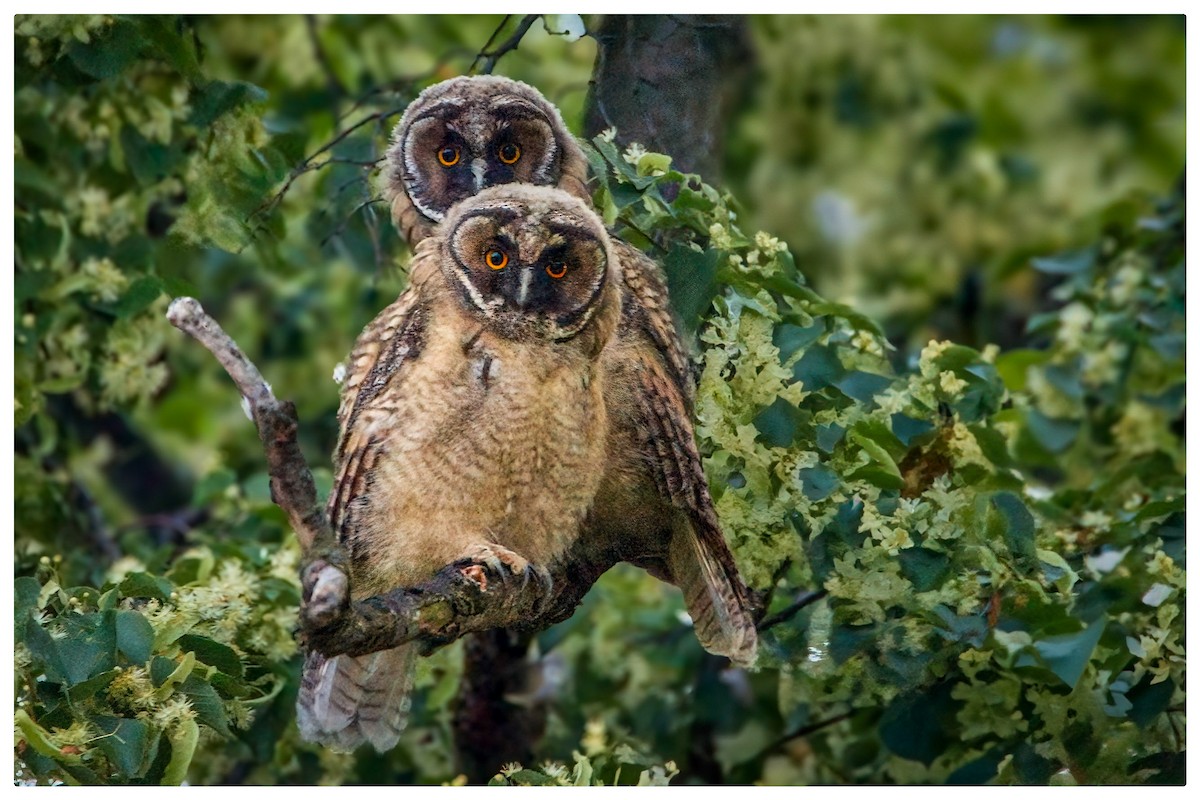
{"left": 331, "top": 278, "right": 607, "bottom": 593}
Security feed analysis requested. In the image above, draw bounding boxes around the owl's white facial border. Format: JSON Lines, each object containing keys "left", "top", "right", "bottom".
{"left": 444, "top": 200, "right": 610, "bottom": 342}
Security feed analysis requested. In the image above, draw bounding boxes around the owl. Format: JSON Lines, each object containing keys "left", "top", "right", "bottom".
{"left": 381, "top": 76, "right": 757, "bottom": 666}
{"left": 297, "top": 185, "right": 623, "bottom": 752}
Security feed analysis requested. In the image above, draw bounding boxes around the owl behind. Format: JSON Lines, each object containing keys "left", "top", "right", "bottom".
{"left": 383, "top": 75, "right": 590, "bottom": 247}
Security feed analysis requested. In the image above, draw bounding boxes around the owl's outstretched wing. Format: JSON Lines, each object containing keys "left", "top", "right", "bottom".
{"left": 632, "top": 353, "right": 758, "bottom": 667}
{"left": 613, "top": 239, "right": 696, "bottom": 405}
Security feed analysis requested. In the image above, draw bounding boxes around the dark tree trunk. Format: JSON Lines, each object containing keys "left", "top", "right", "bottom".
{"left": 452, "top": 629, "right": 546, "bottom": 784}
{"left": 584, "top": 14, "right": 753, "bottom": 183}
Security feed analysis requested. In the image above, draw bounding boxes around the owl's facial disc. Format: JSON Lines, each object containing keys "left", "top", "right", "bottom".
{"left": 447, "top": 204, "right": 609, "bottom": 341}
{"left": 401, "top": 98, "right": 561, "bottom": 223}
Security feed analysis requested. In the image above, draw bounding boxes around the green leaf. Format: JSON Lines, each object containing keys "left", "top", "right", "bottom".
{"left": 161, "top": 718, "right": 199, "bottom": 786}
{"left": 879, "top": 682, "right": 960, "bottom": 766}
{"left": 15, "top": 709, "right": 65, "bottom": 761}
{"left": 1033, "top": 622, "right": 1105, "bottom": 688}
{"left": 835, "top": 370, "right": 893, "bottom": 405}
{"left": 179, "top": 674, "right": 234, "bottom": 738}
{"left": 815, "top": 422, "right": 846, "bottom": 453}
{"left": 189, "top": 80, "right": 268, "bottom": 128}
{"left": 990, "top": 492, "right": 1037, "bottom": 573}
{"left": 995, "top": 349, "right": 1049, "bottom": 392}
{"left": 897, "top": 548, "right": 950, "bottom": 592}
{"left": 798, "top": 465, "right": 839, "bottom": 501}
{"left": 1031, "top": 247, "right": 1096, "bottom": 275}
{"left": 792, "top": 345, "right": 844, "bottom": 391}
{"left": 848, "top": 429, "right": 901, "bottom": 479}
{"left": 65, "top": 19, "right": 144, "bottom": 79}
{"left": 119, "top": 125, "right": 185, "bottom": 187}
{"left": 773, "top": 321, "right": 824, "bottom": 363}
{"left": 112, "top": 276, "right": 164, "bottom": 319}
{"left": 754, "top": 397, "right": 806, "bottom": 449}
{"left": 66, "top": 668, "right": 121, "bottom": 704}
{"left": 116, "top": 610, "right": 156, "bottom": 665}
{"left": 177, "top": 634, "right": 244, "bottom": 679}
{"left": 15, "top": 576, "right": 41, "bottom": 625}
{"left": 119, "top": 572, "right": 174, "bottom": 601}
{"left": 891, "top": 413, "right": 934, "bottom": 447}
{"left": 92, "top": 715, "right": 159, "bottom": 777}
{"left": 152, "top": 652, "right": 195, "bottom": 699}
{"left": 663, "top": 245, "right": 720, "bottom": 334}
{"left": 1126, "top": 677, "right": 1175, "bottom": 728}
{"left": 136, "top": 16, "right": 202, "bottom": 82}
{"left": 55, "top": 611, "right": 118, "bottom": 686}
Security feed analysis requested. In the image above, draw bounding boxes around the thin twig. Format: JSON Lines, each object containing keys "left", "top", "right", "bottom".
{"left": 319, "top": 196, "right": 385, "bottom": 248}
{"left": 763, "top": 709, "right": 856, "bottom": 756}
{"left": 757, "top": 589, "right": 828, "bottom": 632}
{"left": 754, "top": 557, "right": 794, "bottom": 623}
{"left": 248, "top": 110, "right": 402, "bottom": 225}
{"left": 469, "top": 15, "right": 511, "bottom": 72}
{"left": 471, "top": 15, "right": 540, "bottom": 75}
{"left": 335, "top": 50, "right": 476, "bottom": 125}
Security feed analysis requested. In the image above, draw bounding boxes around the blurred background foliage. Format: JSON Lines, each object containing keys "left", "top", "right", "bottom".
{"left": 13, "top": 13, "right": 1184, "bottom": 786}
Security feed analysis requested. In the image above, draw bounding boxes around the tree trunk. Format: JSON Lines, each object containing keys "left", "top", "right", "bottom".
{"left": 452, "top": 629, "right": 546, "bottom": 784}
{"left": 584, "top": 14, "right": 753, "bottom": 183}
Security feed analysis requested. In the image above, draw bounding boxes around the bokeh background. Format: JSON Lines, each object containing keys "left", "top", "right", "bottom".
{"left": 13, "top": 15, "right": 1185, "bottom": 786}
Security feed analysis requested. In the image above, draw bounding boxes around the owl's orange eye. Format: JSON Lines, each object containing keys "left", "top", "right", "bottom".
{"left": 486, "top": 249, "right": 508, "bottom": 270}
{"left": 497, "top": 143, "right": 521, "bottom": 165}
{"left": 437, "top": 146, "right": 460, "bottom": 167}
{"left": 546, "top": 262, "right": 567, "bottom": 279}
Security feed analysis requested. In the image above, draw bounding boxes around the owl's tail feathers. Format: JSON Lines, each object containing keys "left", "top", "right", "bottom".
{"left": 667, "top": 521, "right": 759, "bottom": 668}
{"left": 296, "top": 645, "right": 417, "bottom": 753}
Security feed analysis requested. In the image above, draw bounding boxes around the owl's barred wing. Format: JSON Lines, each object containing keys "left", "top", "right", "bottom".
{"left": 328, "top": 285, "right": 428, "bottom": 538}
{"left": 633, "top": 355, "right": 758, "bottom": 666}
{"left": 297, "top": 645, "right": 417, "bottom": 752}
{"left": 614, "top": 240, "right": 696, "bottom": 405}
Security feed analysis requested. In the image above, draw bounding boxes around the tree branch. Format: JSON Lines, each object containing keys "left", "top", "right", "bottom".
{"left": 166, "top": 297, "right": 332, "bottom": 555}
{"left": 247, "top": 111, "right": 400, "bottom": 226}
{"left": 757, "top": 589, "right": 828, "bottom": 632}
{"left": 471, "top": 15, "right": 540, "bottom": 75}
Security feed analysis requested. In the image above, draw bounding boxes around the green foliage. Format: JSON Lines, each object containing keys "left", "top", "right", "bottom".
{"left": 587, "top": 136, "right": 1184, "bottom": 784}
{"left": 14, "top": 14, "right": 1184, "bottom": 787}
{"left": 735, "top": 16, "right": 1185, "bottom": 351}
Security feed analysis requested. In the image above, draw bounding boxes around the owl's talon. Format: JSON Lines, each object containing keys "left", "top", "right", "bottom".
{"left": 461, "top": 563, "right": 488, "bottom": 591}
{"left": 456, "top": 543, "right": 545, "bottom": 596}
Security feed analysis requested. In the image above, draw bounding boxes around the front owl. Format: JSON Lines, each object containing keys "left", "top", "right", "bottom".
{"left": 297, "top": 185, "right": 621, "bottom": 753}
{"left": 438, "top": 183, "right": 620, "bottom": 354}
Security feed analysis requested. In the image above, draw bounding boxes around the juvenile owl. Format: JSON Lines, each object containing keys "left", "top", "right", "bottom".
{"left": 381, "top": 76, "right": 757, "bottom": 666}
{"left": 297, "top": 185, "right": 622, "bottom": 751}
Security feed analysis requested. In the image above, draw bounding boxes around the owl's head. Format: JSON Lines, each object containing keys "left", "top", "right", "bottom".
{"left": 384, "top": 76, "right": 589, "bottom": 246}
{"left": 439, "top": 184, "right": 619, "bottom": 351}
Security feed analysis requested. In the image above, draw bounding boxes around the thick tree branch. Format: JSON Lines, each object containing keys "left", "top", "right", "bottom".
{"left": 166, "top": 297, "right": 332, "bottom": 556}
